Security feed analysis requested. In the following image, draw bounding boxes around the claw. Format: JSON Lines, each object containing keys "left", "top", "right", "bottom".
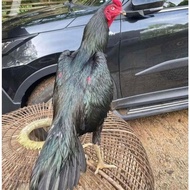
{"left": 94, "top": 144, "right": 116, "bottom": 174}
{"left": 83, "top": 143, "right": 117, "bottom": 174}
{"left": 95, "top": 161, "right": 116, "bottom": 175}
{"left": 83, "top": 143, "right": 93, "bottom": 148}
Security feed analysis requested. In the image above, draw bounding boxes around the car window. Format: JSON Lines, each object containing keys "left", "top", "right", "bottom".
{"left": 2, "top": 0, "right": 110, "bottom": 22}
{"left": 2, "top": 0, "right": 112, "bottom": 28}
{"left": 164, "top": 0, "right": 188, "bottom": 7}
{"left": 78, "top": 0, "right": 110, "bottom": 6}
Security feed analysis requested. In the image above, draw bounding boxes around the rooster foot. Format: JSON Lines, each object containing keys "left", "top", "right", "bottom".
{"left": 83, "top": 143, "right": 93, "bottom": 148}
{"left": 94, "top": 144, "right": 116, "bottom": 175}
{"left": 83, "top": 143, "right": 116, "bottom": 174}
{"left": 95, "top": 160, "right": 116, "bottom": 175}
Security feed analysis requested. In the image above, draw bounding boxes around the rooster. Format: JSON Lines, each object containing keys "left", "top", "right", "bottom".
{"left": 30, "top": 1, "right": 125, "bottom": 189}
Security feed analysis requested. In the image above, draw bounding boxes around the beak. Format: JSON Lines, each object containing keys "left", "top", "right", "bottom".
{"left": 121, "top": 10, "right": 126, "bottom": 15}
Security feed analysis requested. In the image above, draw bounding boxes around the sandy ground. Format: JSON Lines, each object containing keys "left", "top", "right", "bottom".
{"left": 127, "top": 110, "right": 188, "bottom": 190}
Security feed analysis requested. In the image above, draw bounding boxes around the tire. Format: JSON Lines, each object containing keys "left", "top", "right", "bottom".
{"left": 27, "top": 75, "right": 118, "bottom": 105}
{"left": 27, "top": 76, "right": 55, "bottom": 105}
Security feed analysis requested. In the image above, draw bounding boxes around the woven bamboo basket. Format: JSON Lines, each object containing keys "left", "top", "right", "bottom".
{"left": 2, "top": 103, "right": 154, "bottom": 190}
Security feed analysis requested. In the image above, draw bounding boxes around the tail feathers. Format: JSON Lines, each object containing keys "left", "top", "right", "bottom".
{"left": 30, "top": 127, "right": 86, "bottom": 190}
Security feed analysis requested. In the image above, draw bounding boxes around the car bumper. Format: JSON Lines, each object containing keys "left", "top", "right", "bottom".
{"left": 2, "top": 89, "right": 21, "bottom": 114}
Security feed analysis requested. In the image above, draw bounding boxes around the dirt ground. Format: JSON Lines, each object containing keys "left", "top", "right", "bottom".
{"left": 127, "top": 110, "right": 188, "bottom": 190}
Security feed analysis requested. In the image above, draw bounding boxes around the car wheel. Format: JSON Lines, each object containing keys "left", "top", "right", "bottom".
{"left": 27, "top": 76, "right": 55, "bottom": 105}
{"left": 27, "top": 76, "right": 118, "bottom": 105}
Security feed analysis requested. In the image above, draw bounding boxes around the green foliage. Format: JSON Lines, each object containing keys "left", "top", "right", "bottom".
{"left": 2, "top": 0, "right": 66, "bottom": 20}
{"left": 141, "top": 23, "right": 188, "bottom": 40}
{"left": 178, "top": 0, "right": 188, "bottom": 6}
{"left": 19, "top": 4, "right": 33, "bottom": 13}
{"left": 164, "top": 0, "right": 188, "bottom": 7}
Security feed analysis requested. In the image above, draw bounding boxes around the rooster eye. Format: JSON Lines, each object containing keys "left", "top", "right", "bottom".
{"left": 110, "top": 6, "right": 115, "bottom": 10}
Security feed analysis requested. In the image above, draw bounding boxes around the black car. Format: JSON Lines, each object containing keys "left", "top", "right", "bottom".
{"left": 2, "top": 0, "right": 188, "bottom": 120}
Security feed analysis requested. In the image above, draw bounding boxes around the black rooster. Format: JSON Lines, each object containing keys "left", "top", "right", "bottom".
{"left": 30, "top": 0, "right": 125, "bottom": 189}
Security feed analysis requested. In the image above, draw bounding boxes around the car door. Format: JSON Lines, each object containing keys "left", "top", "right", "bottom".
{"left": 113, "top": 0, "right": 188, "bottom": 119}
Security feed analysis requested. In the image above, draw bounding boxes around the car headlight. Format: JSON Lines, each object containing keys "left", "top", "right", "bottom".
{"left": 2, "top": 34, "right": 37, "bottom": 55}
{"left": 2, "top": 41, "right": 12, "bottom": 50}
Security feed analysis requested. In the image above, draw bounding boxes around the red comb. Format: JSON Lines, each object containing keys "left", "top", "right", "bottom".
{"left": 112, "top": 0, "right": 122, "bottom": 7}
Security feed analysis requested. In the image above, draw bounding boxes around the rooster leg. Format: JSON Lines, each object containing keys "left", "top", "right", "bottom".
{"left": 82, "top": 143, "right": 95, "bottom": 160}
{"left": 94, "top": 144, "right": 116, "bottom": 174}
{"left": 83, "top": 125, "right": 116, "bottom": 174}
{"left": 92, "top": 125, "right": 116, "bottom": 174}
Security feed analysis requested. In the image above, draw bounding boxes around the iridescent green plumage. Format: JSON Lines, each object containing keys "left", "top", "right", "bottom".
{"left": 30, "top": 2, "right": 119, "bottom": 190}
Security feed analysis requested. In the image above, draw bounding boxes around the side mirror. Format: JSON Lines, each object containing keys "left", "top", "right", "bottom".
{"left": 132, "top": 0, "right": 164, "bottom": 10}
{"left": 124, "top": 0, "right": 164, "bottom": 18}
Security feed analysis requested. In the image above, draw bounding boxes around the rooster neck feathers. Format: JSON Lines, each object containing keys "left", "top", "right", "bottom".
{"left": 81, "top": 8, "right": 109, "bottom": 54}
{"left": 74, "top": 8, "right": 108, "bottom": 65}
{"left": 73, "top": 0, "right": 123, "bottom": 63}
